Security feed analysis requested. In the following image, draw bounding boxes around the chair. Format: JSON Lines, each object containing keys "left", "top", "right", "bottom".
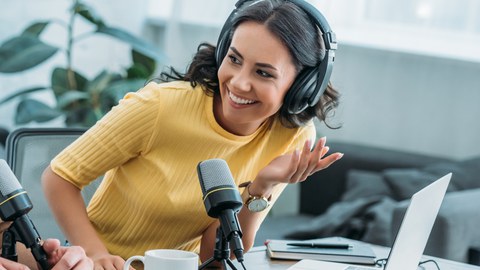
{"left": 5, "top": 127, "right": 102, "bottom": 242}
{"left": 0, "top": 127, "right": 8, "bottom": 159}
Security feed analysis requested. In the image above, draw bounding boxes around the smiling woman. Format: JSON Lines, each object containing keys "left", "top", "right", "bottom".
{"left": 41, "top": 1, "right": 344, "bottom": 269}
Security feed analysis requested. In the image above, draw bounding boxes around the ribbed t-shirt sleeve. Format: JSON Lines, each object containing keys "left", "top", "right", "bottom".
{"left": 51, "top": 83, "right": 162, "bottom": 189}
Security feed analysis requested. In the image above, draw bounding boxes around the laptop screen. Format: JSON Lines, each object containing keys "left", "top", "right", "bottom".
{"left": 384, "top": 173, "right": 451, "bottom": 270}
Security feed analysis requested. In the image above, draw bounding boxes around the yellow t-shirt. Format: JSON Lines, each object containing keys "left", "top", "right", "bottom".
{"left": 51, "top": 81, "right": 315, "bottom": 259}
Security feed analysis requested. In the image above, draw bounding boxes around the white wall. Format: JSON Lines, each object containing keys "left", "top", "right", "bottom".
{"left": 321, "top": 44, "right": 480, "bottom": 160}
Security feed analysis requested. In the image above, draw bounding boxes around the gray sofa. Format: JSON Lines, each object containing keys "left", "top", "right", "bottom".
{"left": 256, "top": 141, "right": 480, "bottom": 265}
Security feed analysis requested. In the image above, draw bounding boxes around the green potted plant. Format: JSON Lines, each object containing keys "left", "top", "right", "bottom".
{"left": 0, "top": 0, "right": 165, "bottom": 127}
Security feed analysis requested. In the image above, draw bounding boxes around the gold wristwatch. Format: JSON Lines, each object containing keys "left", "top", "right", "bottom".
{"left": 239, "top": 181, "right": 271, "bottom": 212}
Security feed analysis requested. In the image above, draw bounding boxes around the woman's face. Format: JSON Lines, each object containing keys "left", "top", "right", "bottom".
{"left": 215, "top": 21, "right": 297, "bottom": 136}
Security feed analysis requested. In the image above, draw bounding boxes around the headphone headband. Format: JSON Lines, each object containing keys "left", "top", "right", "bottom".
{"left": 216, "top": 0, "right": 337, "bottom": 114}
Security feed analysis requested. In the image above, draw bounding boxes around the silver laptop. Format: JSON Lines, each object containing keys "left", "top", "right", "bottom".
{"left": 288, "top": 173, "right": 452, "bottom": 270}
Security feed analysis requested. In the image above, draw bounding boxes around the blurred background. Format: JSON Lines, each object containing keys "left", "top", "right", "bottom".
{"left": 2, "top": 1, "right": 480, "bottom": 263}
{"left": 1, "top": 0, "right": 480, "bottom": 159}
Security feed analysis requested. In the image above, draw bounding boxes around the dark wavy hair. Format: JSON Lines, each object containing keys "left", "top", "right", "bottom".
{"left": 158, "top": 0, "right": 340, "bottom": 129}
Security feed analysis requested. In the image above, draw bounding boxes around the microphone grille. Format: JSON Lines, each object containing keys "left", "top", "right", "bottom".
{"left": 0, "top": 159, "right": 23, "bottom": 196}
{"left": 197, "top": 159, "right": 236, "bottom": 194}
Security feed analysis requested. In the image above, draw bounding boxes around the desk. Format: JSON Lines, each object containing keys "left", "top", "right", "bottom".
{"left": 232, "top": 246, "right": 480, "bottom": 270}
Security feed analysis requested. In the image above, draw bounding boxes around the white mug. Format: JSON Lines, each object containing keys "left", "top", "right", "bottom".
{"left": 123, "top": 249, "right": 198, "bottom": 270}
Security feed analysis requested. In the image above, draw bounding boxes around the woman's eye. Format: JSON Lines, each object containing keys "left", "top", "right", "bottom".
{"left": 257, "top": 70, "right": 273, "bottom": 78}
{"left": 228, "top": 55, "right": 241, "bottom": 64}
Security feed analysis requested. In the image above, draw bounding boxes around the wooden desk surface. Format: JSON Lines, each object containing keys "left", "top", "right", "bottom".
{"left": 231, "top": 245, "right": 480, "bottom": 270}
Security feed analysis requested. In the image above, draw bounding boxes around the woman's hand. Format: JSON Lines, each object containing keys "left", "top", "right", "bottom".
{"left": 42, "top": 239, "right": 93, "bottom": 270}
{"left": 253, "top": 137, "right": 343, "bottom": 194}
{"left": 90, "top": 253, "right": 126, "bottom": 270}
{"left": 0, "top": 257, "right": 30, "bottom": 270}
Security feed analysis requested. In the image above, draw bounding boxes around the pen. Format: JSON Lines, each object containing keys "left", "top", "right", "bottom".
{"left": 287, "top": 243, "right": 352, "bottom": 249}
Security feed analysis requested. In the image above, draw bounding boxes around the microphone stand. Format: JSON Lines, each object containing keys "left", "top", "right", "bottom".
{"left": 199, "top": 226, "right": 241, "bottom": 270}
{"left": 1, "top": 229, "right": 17, "bottom": 262}
{"left": 1, "top": 217, "right": 50, "bottom": 270}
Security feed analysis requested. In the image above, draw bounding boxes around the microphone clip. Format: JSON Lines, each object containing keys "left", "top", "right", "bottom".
{"left": 198, "top": 225, "right": 245, "bottom": 270}
{"left": 1, "top": 229, "right": 17, "bottom": 262}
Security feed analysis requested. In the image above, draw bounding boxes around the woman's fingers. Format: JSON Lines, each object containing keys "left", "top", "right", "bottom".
{"left": 257, "top": 137, "right": 343, "bottom": 186}
{"left": 289, "top": 140, "right": 312, "bottom": 183}
{"left": 315, "top": 152, "right": 343, "bottom": 171}
{"left": 292, "top": 137, "right": 343, "bottom": 181}
{"left": 282, "top": 149, "right": 300, "bottom": 181}
{"left": 301, "top": 137, "right": 327, "bottom": 180}
{"left": 320, "top": 146, "right": 329, "bottom": 158}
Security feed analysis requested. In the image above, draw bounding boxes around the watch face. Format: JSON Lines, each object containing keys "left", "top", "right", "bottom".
{"left": 248, "top": 198, "right": 269, "bottom": 212}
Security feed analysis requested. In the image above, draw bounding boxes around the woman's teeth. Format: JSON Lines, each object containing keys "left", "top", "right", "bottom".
{"left": 228, "top": 91, "right": 255, "bottom": 105}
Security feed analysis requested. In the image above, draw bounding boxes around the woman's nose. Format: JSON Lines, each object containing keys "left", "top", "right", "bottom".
{"left": 230, "top": 68, "right": 252, "bottom": 92}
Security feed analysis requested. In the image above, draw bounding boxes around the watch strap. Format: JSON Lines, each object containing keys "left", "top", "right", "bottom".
{"left": 239, "top": 181, "right": 272, "bottom": 202}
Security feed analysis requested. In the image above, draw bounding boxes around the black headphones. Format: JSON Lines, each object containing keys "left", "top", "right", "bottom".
{"left": 215, "top": 0, "right": 337, "bottom": 114}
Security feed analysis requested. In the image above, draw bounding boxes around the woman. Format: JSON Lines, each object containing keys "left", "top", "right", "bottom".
{"left": 42, "top": 0, "right": 343, "bottom": 269}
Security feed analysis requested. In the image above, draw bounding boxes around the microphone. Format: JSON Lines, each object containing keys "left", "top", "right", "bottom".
{"left": 197, "top": 159, "right": 244, "bottom": 262}
{"left": 0, "top": 159, "right": 50, "bottom": 270}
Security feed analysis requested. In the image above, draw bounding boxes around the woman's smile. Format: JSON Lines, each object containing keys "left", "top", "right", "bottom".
{"left": 228, "top": 90, "right": 257, "bottom": 105}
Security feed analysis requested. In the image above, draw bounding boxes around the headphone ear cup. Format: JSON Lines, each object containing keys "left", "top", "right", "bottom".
{"left": 285, "top": 49, "right": 334, "bottom": 114}
{"left": 285, "top": 67, "right": 319, "bottom": 114}
{"left": 307, "top": 48, "right": 335, "bottom": 106}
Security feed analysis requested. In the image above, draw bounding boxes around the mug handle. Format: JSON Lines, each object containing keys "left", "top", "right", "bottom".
{"left": 123, "top": 255, "right": 144, "bottom": 270}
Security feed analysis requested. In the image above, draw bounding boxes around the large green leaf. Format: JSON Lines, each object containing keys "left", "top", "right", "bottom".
{"left": 51, "top": 67, "right": 88, "bottom": 98}
{"left": 65, "top": 106, "right": 98, "bottom": 127}
{"left": 100, "top": 79, "right": 145, "bottom": 110}
{"left": 86, "top": 70, "right": 118, "bottom": 94}
{"left": 0, "top": 35, "right": 58, "bottom": 73}
{"left": 103, "top": 79, "right": 145, "bottom": 99}
{"left": 131, "top": 49, "right": 156, "bottom": 78}
{"left": 22, "top": 21, "right": 50, "bottom": 37}
{"left": 126, "top": 63, "right": 150, "bottom": 79}
{"left": 57, "top": 90, "right": 90, "bottom": 109}
{"left": 15, "top": 99, "right": 62, "bottom": 124}
{"left": 96, "top": 26, "right": 166, "bottom": 62}
{"left": 0, "top": 86, "right": 48, "bottom": 105}
{"left": 72, "top": 2, "right": 105, "bottom": 27}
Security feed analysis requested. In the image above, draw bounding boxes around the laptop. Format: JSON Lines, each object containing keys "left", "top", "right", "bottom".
{"left": 287, "top": 173, "right": 452, "bottom": 270}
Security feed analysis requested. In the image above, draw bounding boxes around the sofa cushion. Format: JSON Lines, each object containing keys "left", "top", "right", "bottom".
{"left": 284, "top": 197, "right": 382, "bottom": 240}
{"left": 458, "top": 157, "right": 480, "bottom": 189}
{"left": 382, "top": 161, "right": 473, "bottom": 201}
{"left": 423, "top": 162, "right": 474, "bottom": 190}
{"left": 342, "top": 170, "right": 393, "bottom": 201}
{"left": 383, "top": 169, "right": 437, "bottom": 201}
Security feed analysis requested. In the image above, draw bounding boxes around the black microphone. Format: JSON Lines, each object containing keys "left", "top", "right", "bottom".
{"left": 197, "top": 159, "right": 244, "bottom": 262}
{"left": 0, "top": 159, "right": 50, "bottom": 270}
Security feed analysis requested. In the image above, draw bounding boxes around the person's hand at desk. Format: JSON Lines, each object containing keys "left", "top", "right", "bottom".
{"left": 42, "top": 238, "right": 93, "bottom": 270}
{"left": 0, "top": 238, "right": 92, "bottom": 270}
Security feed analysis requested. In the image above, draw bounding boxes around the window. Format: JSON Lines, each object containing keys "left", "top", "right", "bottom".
{"left": 146, "top": 0, "right": 480, "bottom": 62}
{"left": 313, "top": 0, "right": 480, "bottom": 62}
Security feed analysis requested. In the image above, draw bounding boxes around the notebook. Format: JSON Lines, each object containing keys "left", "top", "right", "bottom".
{"left": 266, "top": 237, "right": 376, "bottom": 264}
{"left": 287, "top": 173, "right": 452, "bottom": 270}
